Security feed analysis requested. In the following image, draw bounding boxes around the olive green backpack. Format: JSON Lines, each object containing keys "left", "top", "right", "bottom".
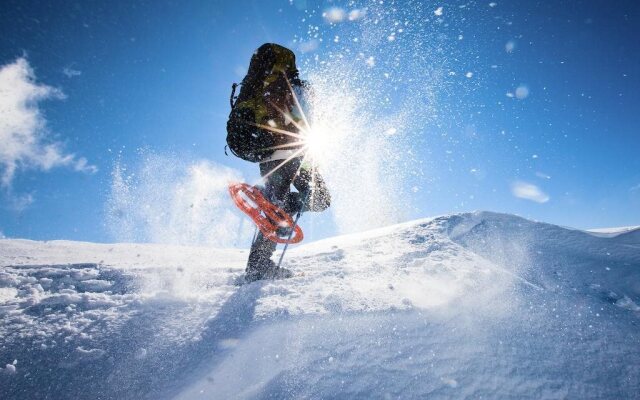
{"left": 226, "top": 43, "right": 303, "bottom": 162}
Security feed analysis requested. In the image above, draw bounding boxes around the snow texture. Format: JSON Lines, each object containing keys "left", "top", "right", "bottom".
{"left": 1, "top": 212, "right": 639, "bottom": 399}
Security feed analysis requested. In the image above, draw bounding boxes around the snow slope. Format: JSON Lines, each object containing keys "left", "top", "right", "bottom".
{"left": 1, "top": 212, "right": 639, "bottom": 399}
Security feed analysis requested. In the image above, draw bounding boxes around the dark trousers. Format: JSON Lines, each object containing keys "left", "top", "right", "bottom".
{"left": 246, "top": 157, "right": 330, "bottom": 272}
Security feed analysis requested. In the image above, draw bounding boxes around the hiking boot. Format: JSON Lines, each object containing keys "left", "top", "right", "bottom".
{"left": 245, "top": 259, "right": 293, "bottom": 282}
{"left": 244, "top": 269, "right": 265, "bottom": 283}
{"left": 262, "top": 265, "right": 293, "bottom": 280}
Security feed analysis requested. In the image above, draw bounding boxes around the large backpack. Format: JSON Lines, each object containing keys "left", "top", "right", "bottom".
{"left": 226, "top": 43, "right": 303, "bottom": 162}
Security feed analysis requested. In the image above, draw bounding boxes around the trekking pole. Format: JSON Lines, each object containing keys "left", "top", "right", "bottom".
{"left": 276, "top": 210, "right": 303, "bottom": 268}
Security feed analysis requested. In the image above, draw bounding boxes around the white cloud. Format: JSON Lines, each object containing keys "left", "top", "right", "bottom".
{"left": 62, "top": 67, "right": 81, "bottom": 78}
{"left": 7, "top": 192, "right": 34, "bottom": 212}
{"left": 511, "top": 181, "right": 550, "bottom": 203}
{"left": 0, "top": 57, "right": 96, "bottom": 188}
{"left": 73, "top": 157, "right": 98, "bottom": 174}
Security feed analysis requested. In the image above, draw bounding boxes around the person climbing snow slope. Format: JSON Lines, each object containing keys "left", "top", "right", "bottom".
{"left": 226, "top": 43, "right": 331, "bottom": 282}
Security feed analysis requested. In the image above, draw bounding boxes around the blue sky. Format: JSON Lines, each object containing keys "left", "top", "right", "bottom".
{"left": 1, "top": 0, "right": 639, "bottom": 244}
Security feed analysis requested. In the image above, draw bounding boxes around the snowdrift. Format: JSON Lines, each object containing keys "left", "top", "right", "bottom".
{"left": 1, "top": 212, "right": 639, "bottom": 399}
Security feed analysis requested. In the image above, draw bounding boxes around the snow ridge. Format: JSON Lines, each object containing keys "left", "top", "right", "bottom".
{"left": 1, "top": 212, "right": 639, "bottom": 399}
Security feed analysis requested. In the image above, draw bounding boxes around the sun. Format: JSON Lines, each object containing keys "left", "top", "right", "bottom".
{"left": 246, "top": 72, "right": 350, "bottom": 182}
{"left": 301, "top": 122, "right": 331, "bottom": 164}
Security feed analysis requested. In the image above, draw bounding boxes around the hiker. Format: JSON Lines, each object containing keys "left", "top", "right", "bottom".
{"left": 226, "top": 43, "right": 331, "bottom": 281}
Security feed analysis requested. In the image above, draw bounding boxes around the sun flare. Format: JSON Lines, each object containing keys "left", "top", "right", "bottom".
{"left": 300, "top": 122, "right": 332, "bottom": 163}
{"left": 251, "top": 74, "right": 351, "bottom": 181}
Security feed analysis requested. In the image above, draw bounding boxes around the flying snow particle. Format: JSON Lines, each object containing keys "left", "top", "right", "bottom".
{"left": 384, "top": 127, "right": 397, "bottom": 135}
{"left": 365, "top": 56, "right": 375, "bottom": 67}
{"left": 434, "top": 7, "right": 443, "bottom": 16}
{"left": 323, "top": 7, "right": 346, "bottom": 23}
{"left": 299, "top": 39, "right": 319, "bottom": 53}
{"left": 515, "top": 85, "right": 529, "bottom": 99}
{"left": 348, "top": 8, "right": 366, "bottom": 21}
{"left": 505, "top": 40, "right": 516, "bottom": 53}
{"left": 536, "top": 172, "right": 551, "bottom": 179}
{"left": 106, "top": 154, "right": 249, "bottom": 247}
{"left": 511, "top": 181, "right": 549, "bottom": 203}
{"left": 489, "top": 2, "right": 498, "bottom": 7}
{"left": 465, "top": 72, "right": 473, "bottom": 78}
{"left": 134, "top": 348, "right": 147, "bottom": 359}
{"left": 441, "top": 377, "right": 458, "bottom": 388}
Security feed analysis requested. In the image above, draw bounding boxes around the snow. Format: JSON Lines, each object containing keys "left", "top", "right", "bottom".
{"left": 1, "top": 212, "right": 639, "bottom": 398}
{"left": 505, "top": 40, "right": 516, "bottom": 53}
{"left": 348, "top": 9, "right": 366, "bottom": 21}
{"left": 587, "top": 226, "right": 640, "bottom": 237}
{"left": 515, "top": 85, "right": 530, "bottom": 99}
{"left": 323, "top": 7, "right": 346, "bottom": 24}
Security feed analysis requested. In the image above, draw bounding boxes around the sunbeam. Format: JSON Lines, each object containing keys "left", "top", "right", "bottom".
{"left": 251, "top": 71, "right": 346, "bottom": 183}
